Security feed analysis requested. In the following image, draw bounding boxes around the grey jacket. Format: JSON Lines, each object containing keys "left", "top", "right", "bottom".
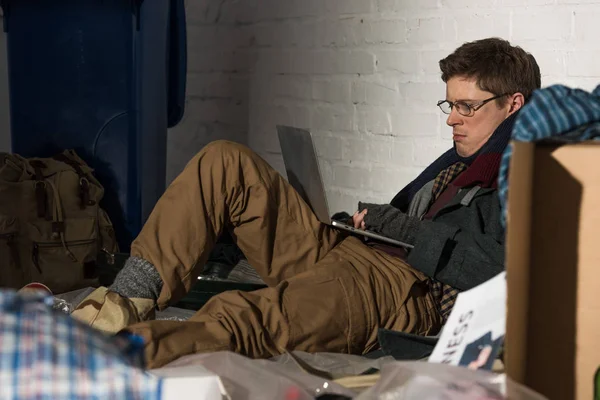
{"left": 362, "top": 184, "right": 504, "bottom": 291}
{"left": 408, "top": 185, "right": 504, "bottom": 291}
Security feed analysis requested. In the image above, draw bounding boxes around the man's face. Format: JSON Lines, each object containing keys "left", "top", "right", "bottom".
{"left": 445, "top": 76, "right": 511, "bottom": 157}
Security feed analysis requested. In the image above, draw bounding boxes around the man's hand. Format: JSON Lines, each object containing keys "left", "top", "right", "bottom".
{"left": 352, "top": 209, "right": 367, "bottom": 229}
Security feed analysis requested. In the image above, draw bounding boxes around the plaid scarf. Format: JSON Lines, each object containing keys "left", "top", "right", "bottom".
{"left": 427, "top": 161, "right": 468, "bottom": 323}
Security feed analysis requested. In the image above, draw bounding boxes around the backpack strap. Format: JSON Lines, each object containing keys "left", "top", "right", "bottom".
{"left": 51, "top": 153, "right": 91, "bottom": 210}
{"left": 29, "top": 160, "right": 48, "bottom": 219}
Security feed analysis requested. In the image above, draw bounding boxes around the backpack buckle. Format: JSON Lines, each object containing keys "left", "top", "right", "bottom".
{"left": 101, "top": 248, "right": 115, "bottom": 265}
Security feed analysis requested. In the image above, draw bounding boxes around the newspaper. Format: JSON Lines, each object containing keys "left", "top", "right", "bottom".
{"left": 428, "top": 271, "right": 506, "bottom": 370}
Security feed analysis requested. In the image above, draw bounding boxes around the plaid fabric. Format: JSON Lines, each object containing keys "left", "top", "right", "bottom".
{"left": 427, "top": 161, "right": 467, "bottom": 323}
{"left": 430, "top": 162, "right": 468, "bottom": 200}
{"left": 0, "top": 290, "right": 161, "bottom": 400}
{"left": 499, "top": 84, "right": 600, "bottom": 227}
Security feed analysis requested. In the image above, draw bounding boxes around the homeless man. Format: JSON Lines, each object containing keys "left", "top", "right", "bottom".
{"left": 72, "top": 37, "right": 541, "bottom": 368}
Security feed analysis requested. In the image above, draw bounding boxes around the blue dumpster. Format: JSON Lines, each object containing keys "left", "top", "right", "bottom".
{"left": 0, "top": 0, "right": 187, "bottom": 251}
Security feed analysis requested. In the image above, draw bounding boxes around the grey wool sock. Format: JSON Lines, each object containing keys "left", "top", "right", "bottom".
{"left": 109, "top": 256, "right": 164, "bottom": 301}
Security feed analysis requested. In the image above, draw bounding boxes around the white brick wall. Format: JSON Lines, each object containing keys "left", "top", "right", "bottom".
{"left": 170, "top": 0, "right": 600, "bottom": 213}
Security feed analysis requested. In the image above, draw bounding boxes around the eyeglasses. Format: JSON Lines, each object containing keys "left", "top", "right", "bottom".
{"left": 437, "top": 94, "right": 509, "bottom": 117}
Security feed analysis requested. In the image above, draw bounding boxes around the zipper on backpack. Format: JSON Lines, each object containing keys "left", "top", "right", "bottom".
{"left": 32, "top": 239, "right": 96, "bottom": 273}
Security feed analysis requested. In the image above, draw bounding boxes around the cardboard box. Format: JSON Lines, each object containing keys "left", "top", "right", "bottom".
{"left": 506, "top": 141, "right": 600, "bottom": 400}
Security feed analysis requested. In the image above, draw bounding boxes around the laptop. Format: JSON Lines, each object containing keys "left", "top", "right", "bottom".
{"left": 276, "top": 125, "right": 414, "bottom": 249}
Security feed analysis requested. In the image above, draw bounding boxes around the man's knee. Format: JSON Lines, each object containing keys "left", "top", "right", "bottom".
{"left": 201, "top": 140, "right": 247, "bottom": 158}
{"left": 181, "top": 140, "right": 247, "bottom": 173}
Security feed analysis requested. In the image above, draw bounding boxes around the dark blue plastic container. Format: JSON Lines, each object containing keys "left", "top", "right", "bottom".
{"left": 1, "top": 0, "right": 187, "bottom": 251}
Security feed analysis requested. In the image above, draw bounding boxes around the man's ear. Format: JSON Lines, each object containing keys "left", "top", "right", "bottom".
{"left": 507, "top": 92, "right": 525, "bottom": 116}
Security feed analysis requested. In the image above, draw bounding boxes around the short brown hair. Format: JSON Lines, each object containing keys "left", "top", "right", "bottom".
{"left": 439, "top": 37, "right": 541, "bottom": 103}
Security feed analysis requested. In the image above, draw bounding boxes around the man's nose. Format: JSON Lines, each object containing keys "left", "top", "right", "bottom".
{"left": 446, "top": 106, "right": 462, "bottom": 126}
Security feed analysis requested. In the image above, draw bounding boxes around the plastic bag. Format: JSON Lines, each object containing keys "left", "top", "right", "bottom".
{"left": 161, "top": 351, "right": 357, "bottom": 399}
{"left": 270, "top": 351, "right": 394, "bottom": 380}
{"left": 354, "top": 361, "right": 548, "bottom": 400}
{"left": 53, "top": 287, "right": 96, "bottom": 314}
{"left": 155, "top": 306, "right": 196, "bottom": 321}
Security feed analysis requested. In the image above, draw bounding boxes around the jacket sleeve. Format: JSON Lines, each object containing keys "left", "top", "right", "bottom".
{"left": 406, "top": 220, "right": 504, "bottom": 291}
{"left": 359, "top": 202, "right": 420, "bottom": 245}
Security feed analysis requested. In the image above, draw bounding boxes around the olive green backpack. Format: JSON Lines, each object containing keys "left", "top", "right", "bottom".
{"left": 0, "top": 149, "right": 118, "bottom": 294}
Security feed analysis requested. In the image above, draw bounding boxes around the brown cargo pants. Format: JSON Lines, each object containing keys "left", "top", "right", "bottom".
{"left": 125, "top": 140, "right": 441, "bottom": 368}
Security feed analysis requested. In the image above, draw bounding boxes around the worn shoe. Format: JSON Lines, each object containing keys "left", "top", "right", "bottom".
{"left": 70, "top": 287, "right": 155, "bottom": 334}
